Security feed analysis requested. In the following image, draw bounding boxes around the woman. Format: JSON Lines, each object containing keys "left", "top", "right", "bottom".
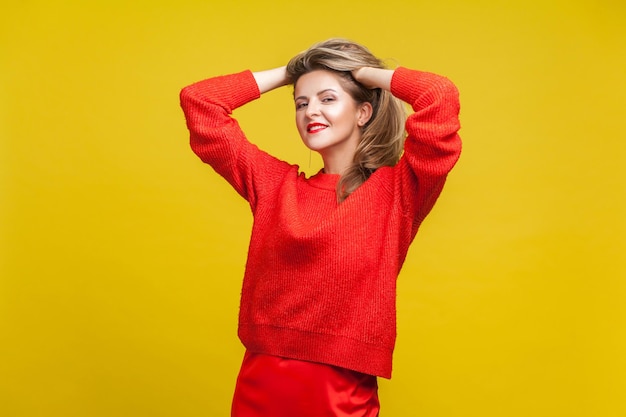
{"left": 180, "top": 38, "right": 462, "bottom": 416}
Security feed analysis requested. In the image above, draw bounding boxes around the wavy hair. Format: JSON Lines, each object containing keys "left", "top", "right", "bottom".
{"left": 286, "top": 38, "right": 406, "bottom": 202}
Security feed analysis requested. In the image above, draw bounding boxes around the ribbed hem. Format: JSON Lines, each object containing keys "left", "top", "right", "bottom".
{"left": 239, "top": 323, "right": 394, "bottom": 379}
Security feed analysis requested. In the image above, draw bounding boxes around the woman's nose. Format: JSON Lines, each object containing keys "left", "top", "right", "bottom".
{"left": 305, "top": 100, "right": 320, "bottom": 117}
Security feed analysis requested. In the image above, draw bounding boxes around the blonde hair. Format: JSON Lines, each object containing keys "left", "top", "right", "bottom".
{"left": 286, "top": 38, "right": 406, "bottom": 202}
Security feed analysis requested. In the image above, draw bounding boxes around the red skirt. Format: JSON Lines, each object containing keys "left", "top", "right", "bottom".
{"left": 231, "top": 350, "right": 380, "bottom": 417}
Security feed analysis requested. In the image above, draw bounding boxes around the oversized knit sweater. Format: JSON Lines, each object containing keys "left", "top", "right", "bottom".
{"left": 180, "top": 67, "right": 461, "bottom": 378}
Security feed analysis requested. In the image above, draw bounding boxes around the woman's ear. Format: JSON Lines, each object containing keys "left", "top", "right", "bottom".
{"left": 357, "top": 102, "right": 373, "bottom": 127}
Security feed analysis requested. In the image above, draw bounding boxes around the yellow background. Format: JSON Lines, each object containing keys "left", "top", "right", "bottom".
{"left": 1, "top": 1, "right": 624, "bottom": 416}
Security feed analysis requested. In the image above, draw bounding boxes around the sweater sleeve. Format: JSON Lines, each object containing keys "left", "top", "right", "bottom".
{"left": 390, "top": 67, "right": 462, "bottom": 229}
{"left": 179, "top": 70, "right": 293, "bottom": 210}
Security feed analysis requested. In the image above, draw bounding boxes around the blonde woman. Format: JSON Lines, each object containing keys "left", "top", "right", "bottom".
{"left": 180, "top": 38, "right": 462, "bottom": 416}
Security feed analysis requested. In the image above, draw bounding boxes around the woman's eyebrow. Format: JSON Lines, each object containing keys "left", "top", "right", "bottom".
{"left": 295, "top": 88, "right": 337, "bottom": 101}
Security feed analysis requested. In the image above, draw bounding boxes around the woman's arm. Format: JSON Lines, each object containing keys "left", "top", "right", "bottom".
{"left": 180, "top": 70, "right": 294, "bottom": 209}
{"left": 353, "top": 66, "right": 462, "bottom": 230}
{"left": 397, "top": 67, "right": 462, "bottom": 224}
{"left": 253, "top": 66, "right": 289, "bottom": 94}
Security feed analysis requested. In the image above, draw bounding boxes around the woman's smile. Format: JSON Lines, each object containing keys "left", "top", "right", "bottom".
{"left": 307, "top": 122, "right": 328, "bottom": 133}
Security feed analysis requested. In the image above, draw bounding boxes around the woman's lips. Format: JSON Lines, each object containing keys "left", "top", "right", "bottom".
{"left": 307, "top": 123, "right": 328, "bottom": 133}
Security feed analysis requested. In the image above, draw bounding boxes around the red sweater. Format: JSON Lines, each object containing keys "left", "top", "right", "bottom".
{"left": 180, "top": 67, "right": 461, "bottom": 378}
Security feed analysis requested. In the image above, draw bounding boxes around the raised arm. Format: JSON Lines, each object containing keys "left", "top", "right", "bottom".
{"left": 180, "top": 68, "right": 294, "bottom": 210}
{"left": 353, "top": 66, "right": 462, "bottom": 228}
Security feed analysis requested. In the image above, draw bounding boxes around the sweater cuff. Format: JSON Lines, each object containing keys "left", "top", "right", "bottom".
{"left": 390, "top": 67, "right": 412, "bottom": 101}
{"left": 391, "top": 67, "right": 457, "bottom": 108}
{"left": 229, "top": 70, "right": 262, "bottom": 109}
{"left": 390, "top": 67, "right": 422, "bottom": 104}
{"left": 188, "top": 70, "right": 261, "bottom": 111}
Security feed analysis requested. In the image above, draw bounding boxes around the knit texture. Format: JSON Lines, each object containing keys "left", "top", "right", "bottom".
{"left": 180, "top": 67, "right": 461, "bottom": 378}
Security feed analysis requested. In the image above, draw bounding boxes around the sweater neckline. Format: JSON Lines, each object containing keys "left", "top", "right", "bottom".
{"left": 306, "top": 169, "right": 340, "bottom": 191}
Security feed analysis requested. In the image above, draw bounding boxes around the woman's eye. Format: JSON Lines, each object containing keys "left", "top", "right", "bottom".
{"left": 296, "top": 102, "right": 308, "bottom": 110}
{"left": 321, "top": 97, "right": 335, "bottom": 103}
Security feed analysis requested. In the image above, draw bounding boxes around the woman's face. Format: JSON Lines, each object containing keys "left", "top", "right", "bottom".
{"left": 294, "top": 70, "right": 371, "bottom": 162}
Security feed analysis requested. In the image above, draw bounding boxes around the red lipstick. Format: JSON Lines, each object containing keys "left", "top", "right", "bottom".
{"left": 307, "top": 123, "right": 328, "bottom": 133}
